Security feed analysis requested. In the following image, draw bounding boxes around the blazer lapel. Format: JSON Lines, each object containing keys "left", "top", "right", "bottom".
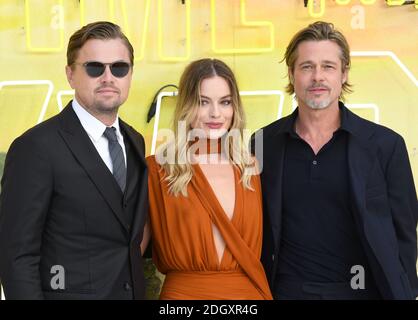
{"left": 57, "top": 102, "right": 129, "bottom": 233}
{"left": 347, "top": 131, "right": 376, "bottom": 231}
{"left": 119, "top": 120, "right": 148, "bottom": 241}
{"left": 260, "top": 131, "right": 286, "bottom": 250}
{"left": 346, "top": 108, "right": 377, "bottom": 227}
{"left": 348, "top": 137, "right": 374, "bottom": 214}
{"left": 120, "top": 120, "right": 147, "bottom": 169}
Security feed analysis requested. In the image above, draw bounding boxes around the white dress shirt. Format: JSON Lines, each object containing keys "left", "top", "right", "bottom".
{"left": 72, "top": 98, "right": 127, "bottom": 174}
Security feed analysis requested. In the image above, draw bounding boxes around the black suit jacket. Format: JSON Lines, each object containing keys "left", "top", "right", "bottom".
{"left": 0, "top": 102, "right": 148, "bottom": 299}
{"left": 255, "top": 102, "right": 418, "bottom": 300}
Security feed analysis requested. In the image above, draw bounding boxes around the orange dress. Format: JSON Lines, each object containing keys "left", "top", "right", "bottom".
{"left": 147, "top": 155, "right": 272, "bottom": 300}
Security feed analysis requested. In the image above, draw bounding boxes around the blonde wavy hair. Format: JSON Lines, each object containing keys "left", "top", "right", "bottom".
{"left": 156, "top": 58, "right": 255, "bottom": 197}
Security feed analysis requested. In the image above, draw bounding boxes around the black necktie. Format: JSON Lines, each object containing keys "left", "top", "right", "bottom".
{"left": 103, "top": 127, "right": 126, "bottom": 192}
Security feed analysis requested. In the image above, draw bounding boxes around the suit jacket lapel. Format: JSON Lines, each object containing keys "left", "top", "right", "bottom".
{"left": 346, "top": 108, "right": 376, "bottom": 226}
{"left": 348, "top": 135, "right": 375, "bottom": 217}
{"left": 57, "top": 102, "right": 129, "bottom": 233}
{"left": 347, "top": 130, "right": 376, "bottom": 247}
{"left": 260, "top": 131, "right": 286, "bottom": 249}
{"left": 120, "top": 120, "right": 147, "bottom": 169}
{"left": 119, "top": 120, "right": 148, "bottom": 241}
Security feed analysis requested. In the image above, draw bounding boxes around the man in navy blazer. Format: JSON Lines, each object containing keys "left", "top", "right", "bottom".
{"left": 255, "top": 21, "right": 417, "bottom": 299}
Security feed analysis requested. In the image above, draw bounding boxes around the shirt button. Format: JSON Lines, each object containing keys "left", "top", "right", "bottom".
{"left": 124, "top": 282, "right": 131, "bottom": 291}
{"left": 312, "top": 160, "right": 317, "bottom": 165}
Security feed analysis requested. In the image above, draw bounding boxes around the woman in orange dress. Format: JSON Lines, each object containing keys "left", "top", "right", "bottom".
{"left": 146, "top": 58, "right": 272, "bottom": 300}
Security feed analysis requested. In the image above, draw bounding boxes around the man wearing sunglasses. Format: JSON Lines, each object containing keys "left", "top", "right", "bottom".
{"left": 0, "top": 21, "right": 149, "bottom": 299}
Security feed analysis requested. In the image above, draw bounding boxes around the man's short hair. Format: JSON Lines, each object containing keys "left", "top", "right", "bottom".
{"left": 284, "top": 21, "right": 352, "bottom": 99}
{"left": 67, "top": 21, "right": 134, "bottom": 67}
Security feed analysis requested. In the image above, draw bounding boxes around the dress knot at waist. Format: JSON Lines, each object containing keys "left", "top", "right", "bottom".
{"left": 160, "top": 270, "right": 265, "bottom": 300}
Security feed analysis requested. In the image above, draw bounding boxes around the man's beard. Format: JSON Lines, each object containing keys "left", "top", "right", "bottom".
{"left": 93, "top": 99, "right": 121, "bottom": 114}
{"left": 303, "top": 84, "right": 332, "bottom": 110}
{"left": 305, "top": 97, "right": 331, "bottom": 110}
{"left": 93, "top": 85, "right": 122, "bottom": 114}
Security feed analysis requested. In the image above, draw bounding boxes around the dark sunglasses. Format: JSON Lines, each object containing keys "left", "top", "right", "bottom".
{"left": 75, "top": 61, "right": 131, "bottom": 78}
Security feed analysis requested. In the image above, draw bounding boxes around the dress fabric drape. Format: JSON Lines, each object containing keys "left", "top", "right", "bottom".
{"left": 147, "top": 155, "right": 272, "bottom": 300}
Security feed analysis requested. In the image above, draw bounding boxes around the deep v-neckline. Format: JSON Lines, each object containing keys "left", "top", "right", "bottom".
{"left": 193, "top": 163, "right": 241, "bottom": 267}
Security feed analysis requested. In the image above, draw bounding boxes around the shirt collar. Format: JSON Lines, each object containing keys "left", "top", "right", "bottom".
{"left": 282, "top": 101, "right": 353, "bottom": 136}
{"left": 71, "top": 98, "right": 122, "bottom": 142}
{"left": 338, "top": 101, "right": 353, "bottom": 134}
{"left": 282, "top": 107, "right": 299, "bottom": 135}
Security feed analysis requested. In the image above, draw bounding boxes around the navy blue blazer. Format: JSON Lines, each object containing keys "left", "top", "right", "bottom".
{"left": 255, "top": 102, "right": 418, "bottom": 299}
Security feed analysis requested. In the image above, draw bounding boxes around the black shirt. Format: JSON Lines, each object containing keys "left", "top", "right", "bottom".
{"left": 276, "top": 106, "right": 375, "bottom": 287}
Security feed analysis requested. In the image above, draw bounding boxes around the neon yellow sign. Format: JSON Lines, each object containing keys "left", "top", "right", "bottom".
{"left": 386, "top": 0, "right": 405, "bottom": 5}
{"left": 308, "top": 0, "right": 325, "bottom": 18}
{"left": 80, "top": 0, "right": 115, "bottom": 26}
{"left": 336, "top": 0, "right": 351, "bottom": 5}
{"left": 24, "top": 1, "right": 416, "bottom": 56}
{"left": 158, "top": 0, "right": 191, "bottom": 62}
{"left": 120, "top": 0, "right": 151, "bottom": 62}
{"left": 25, "top": 0, "right": 64, "bottom": 52}
{"left": 360, "top": 0, "right": 377, "bottom": 4}
{"left": 211, "top": 0, "right": 274, "bottom": 54}
{"left": 309, "top": 0, "right": 415, "bottom": 17}
{"left": 337, "top": 0, "right": 377, "bottom": 4}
